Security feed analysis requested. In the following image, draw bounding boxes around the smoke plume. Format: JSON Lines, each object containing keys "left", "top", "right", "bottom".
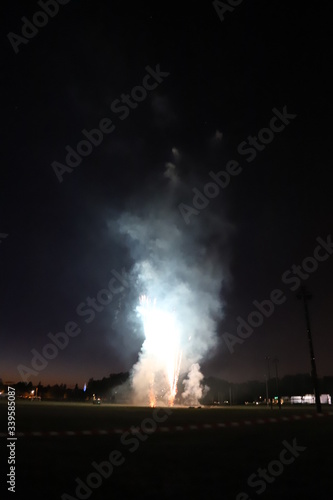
{"left": 114, "top": 147, "right": 232, "bottom": 405}
{"left": 182, "top": 363, "right": 208, "bottom": 406}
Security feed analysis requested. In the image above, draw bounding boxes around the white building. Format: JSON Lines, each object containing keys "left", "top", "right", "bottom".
{"left": 289, "top": 394, "right": 331, "bottom": 404}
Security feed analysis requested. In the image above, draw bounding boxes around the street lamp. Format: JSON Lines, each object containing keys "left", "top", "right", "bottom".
{"left": 265, "top": 356, "right": 273, "bottom": 409}
{"left": 265, "top": 373, "right": 268, "bottom": 406}
{"left": 297, "top": 286, "right": 322, "bottom": 413}
{"left": 273, "top": 357, "right": 281, "bottom": 410}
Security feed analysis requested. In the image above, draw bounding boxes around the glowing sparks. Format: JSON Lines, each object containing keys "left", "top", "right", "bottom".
{"left": 137, "top": 295, "right": 182, "bottom": 406}
{"left": 149, "top": 388, "right": 156, "bottom": 408}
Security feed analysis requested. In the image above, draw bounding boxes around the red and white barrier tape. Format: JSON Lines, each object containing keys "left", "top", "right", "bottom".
{"left": 1, "top": 411, "right": 332, "bottom": 438}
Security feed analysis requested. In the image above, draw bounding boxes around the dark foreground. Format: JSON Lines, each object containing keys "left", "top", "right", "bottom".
{"left": 1, "top": 401, "right": 332, "bottom": 500}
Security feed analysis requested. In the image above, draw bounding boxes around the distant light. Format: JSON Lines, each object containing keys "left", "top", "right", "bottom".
{"left": 83, "top": 383, "right": 86, "bottom": 392}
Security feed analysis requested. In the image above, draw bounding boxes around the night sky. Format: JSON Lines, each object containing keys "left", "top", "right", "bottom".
{"left": 1, "top": 1, "right": 332, "bottom": 387}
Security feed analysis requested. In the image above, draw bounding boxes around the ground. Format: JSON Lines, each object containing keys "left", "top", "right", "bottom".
{"left": 0, "top": 401, "right": 332, "bottom": 499}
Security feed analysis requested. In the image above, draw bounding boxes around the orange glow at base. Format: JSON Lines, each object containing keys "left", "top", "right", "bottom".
{"left": 168, "top": 392, "right": 176, "bottom": 407}
{"left": 149, "top": 389, "right": 156, "bottom": 408}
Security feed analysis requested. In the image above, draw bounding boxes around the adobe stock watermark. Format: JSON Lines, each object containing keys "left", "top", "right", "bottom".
{"left": 213, "top": 0, "right": 244, "bottom": 23}
{"left": 52, "top": 64, "right": 170, "bottom": 183}
{"left": 178, "top": 106, "right": 296, "bottom": 224}
{"left": 61, "top": 407, "right": 172, "bottom": 500}
{"left": 222, "top": 234, "right": 333, "bottom": 353}
{"left": 17, "top": 268, "right": 129, "bottom": 382}
{"left": 236, "top": 438, "right": 307, "bottom": 499}
{"left": 7, "top": 0, "right": 71, "bottom": 54}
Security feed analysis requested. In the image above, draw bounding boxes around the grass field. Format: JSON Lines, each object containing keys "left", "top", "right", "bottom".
{"left": 1, "top": 401, "right": 332, "bottom": 499}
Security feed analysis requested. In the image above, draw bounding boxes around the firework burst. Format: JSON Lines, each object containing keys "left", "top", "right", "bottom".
{"left": 136, "top": 295, "right": 182, "bottom": 406}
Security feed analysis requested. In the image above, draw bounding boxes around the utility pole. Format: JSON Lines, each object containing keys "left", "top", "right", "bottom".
{"left": 297, "top": 285, "right": 322, "bottom": 413}
{"left": 273, "top": 357, "right": 281, "bottom": 410}
{"left": 265, "top": 374, "right": 268, "bottom": 406}
{"left": 265, "top": 356, "right": 273, "bottom": 409}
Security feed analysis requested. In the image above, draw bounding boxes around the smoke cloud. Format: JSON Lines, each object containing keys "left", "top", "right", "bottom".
{"left": 113, "top": 147, "right": 232, "bottom": 405}
{"left": 182, "top": 363, "right": 208, "bottom": 406}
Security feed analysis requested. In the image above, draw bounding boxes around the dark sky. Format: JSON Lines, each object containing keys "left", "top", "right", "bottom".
{"left": 1, "top": 1, "right": 332, "bottom": 387}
